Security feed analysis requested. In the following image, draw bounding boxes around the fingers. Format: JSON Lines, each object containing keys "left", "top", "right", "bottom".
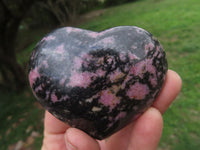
{"left": 128, "top": 107, "right": 163, "bottom": 150}
{"left": 65, "top": 128, "right": 101, "bottom": 150}
{"left": 44, "top": 111, "right": 70, "bottom": 135}
{"left": 153, "top": 70, "right": 182, "bottom": 114}
{"left": 42, "top": 111, "right": 71, "bottom": 150}
{"left": 44, "top": 113, "right": 101, "bottom": 150}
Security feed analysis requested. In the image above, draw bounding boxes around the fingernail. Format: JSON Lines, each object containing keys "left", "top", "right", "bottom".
{"left": 65, "top": 130, "right": 77, "bottom": 150}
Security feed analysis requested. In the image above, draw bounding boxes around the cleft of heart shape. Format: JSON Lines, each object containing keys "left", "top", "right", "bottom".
{"left": 28, "top": 26, "right": 168, "bottom": 140}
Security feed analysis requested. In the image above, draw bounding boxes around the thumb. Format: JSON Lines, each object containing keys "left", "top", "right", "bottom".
{"left": 65, "top": 128, "right": 101, "bottom": 150}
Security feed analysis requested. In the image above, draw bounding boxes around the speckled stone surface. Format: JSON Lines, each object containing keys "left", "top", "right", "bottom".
{"left": 28, "top": 26, "right": 167, "bottom": 140}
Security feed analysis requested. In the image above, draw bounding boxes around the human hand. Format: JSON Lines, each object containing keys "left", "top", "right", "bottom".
{"left": 41, "top": 70, "right": 182, "bottom": 150}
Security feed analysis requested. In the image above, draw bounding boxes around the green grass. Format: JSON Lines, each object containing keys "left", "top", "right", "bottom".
{"left": 0, "top": 90, "right": 44, "bottom": 150}
{"left": 1, "top": 0, "right": 200, "bottom": 149}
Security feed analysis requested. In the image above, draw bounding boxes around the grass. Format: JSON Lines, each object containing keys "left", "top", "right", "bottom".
{"left": 0, "top": 89, "right": 44, "bottom": 150}
{"left": 1, "top": 0, "right": 200, "bottom": 149}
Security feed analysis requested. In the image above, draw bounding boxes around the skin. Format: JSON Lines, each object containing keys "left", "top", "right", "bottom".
{"left": 41, "top": 70, "right": 182, "bottom": 150}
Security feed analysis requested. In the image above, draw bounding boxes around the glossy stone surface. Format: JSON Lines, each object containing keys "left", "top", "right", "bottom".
{"left": 28, "top": 26, "right": 167, "bottom": 140}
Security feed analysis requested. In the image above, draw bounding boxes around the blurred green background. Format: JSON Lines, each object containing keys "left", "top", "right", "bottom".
{"left": 0, "top": 0, "right": 200, "bottom": 149}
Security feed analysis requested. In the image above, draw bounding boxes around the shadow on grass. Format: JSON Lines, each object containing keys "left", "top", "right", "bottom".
{"left": 0, "top": 88, "right": 44, "bottom": 150}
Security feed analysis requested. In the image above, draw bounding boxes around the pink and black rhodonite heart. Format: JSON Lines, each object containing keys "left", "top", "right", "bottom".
{"left": 28, "top": 26, "right": 167, "bottom": 140}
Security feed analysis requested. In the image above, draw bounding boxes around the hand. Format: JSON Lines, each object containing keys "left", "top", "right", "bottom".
{"left": 41, "top": 70, "right": 182, "bottom": 150}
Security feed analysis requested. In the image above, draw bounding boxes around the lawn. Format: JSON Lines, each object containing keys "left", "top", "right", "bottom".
{"left": 1, "top": 0, "right": 200, "bottom": 149}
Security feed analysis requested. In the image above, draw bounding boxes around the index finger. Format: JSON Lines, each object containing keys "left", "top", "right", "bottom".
{"left": 152, "top": 70, "right": 182, "bottom": 114}
{"left": 44, "top": 111, "right": 70, "bottom": 135}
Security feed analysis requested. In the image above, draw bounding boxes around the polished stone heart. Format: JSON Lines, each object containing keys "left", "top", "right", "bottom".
{"left": 28, "top": 26, "right": 167, "bottom": 140}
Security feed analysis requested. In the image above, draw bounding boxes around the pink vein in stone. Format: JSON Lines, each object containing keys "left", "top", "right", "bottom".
{"left": 115, "top": 112, "right": 126, "bottom": 121}
{"left": 123, "top": 59, "right": 154, "bottom": 89}
{"left": 109, "top": 69, "right": 125, "bottom": 82}
{"left": 29, "top": 67, "right": 40, "bottom": 88}
{"left": 99, "top": 90, "right": 120, "bottom": 110}
{"left": 145, "top": 42, "right": 154, "bottom": 54}
{"left": 59, "top": 76, "right": 67, "bottom": 86}
{"left": 149, "top": 76, "right": 157, "bottom": 87}
{"left": 51, "top": 92, "right": 58, "bottom": 103}
{"left": 146, "top": 59, "right": 157, "bottom": 87}
{"left": 107, "top": 112, "right": 126, "bottom": 128}
{"left": 35, "top": 85, "right": 42, "bottom": 93}
{"left": 130, "top": 61, "right": 146, "bottom": 78}
{"left": 81, "top": 53, "right": 93, "bottom": 61}
{"left": 126, "top": 82, "right": 149, "bottom": 100}
{"left": 131, "top": 45, "right": 137, "bottom": 49}
{"left": 74, "top": 56, "right": 83, "bottom": 69}
{"left": 96, "top": 69, "right": 106, "bottom": 77}
{"left": 99, "top": 36, "right": 115, "bottom": 45}
{"left": 106, "top": 55, "right": 116, "bottom": 69}
{"left": 156, "top": 45, "right": 163, "bottom": 54}
{"left": 119, "top": 53, "right": 126, "bottom": 62}
{"left": 121, "top": 75, "right": 132, "bottom": 89}
{"left": 41, "top": 35, "right": 55, "bottom": 41}
{"left": 107, "top": 56, "right": 113, "bottom": 64}
{"left": 97, "top": 57, "right": 105, "bottom": 66}
{"left": 42, "top": 60, "right": 49, "bottom": 68}
{"left": 55, "top": 44, "right": 65, "bottom": 54}
{"left": 61, "top": 95, "right": 69, "bottom": 101}
{"left": 67, "top": 71, "right": 94, "bottom": 88}
{"left": 45, "top": 91, "right": 50, "bottom": 100}
{"left": 80, "top": 53, "right": 96, "bottom": 68}
{"left": 128, "top": 52, "right": 140, "bottom": 60}
{"left": 87, "top": 32, "right": 98, "bottom": 38}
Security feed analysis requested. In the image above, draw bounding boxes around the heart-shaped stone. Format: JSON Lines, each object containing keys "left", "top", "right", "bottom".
{"left": 28, "top": 26, "right": 167, "bottom": 140}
